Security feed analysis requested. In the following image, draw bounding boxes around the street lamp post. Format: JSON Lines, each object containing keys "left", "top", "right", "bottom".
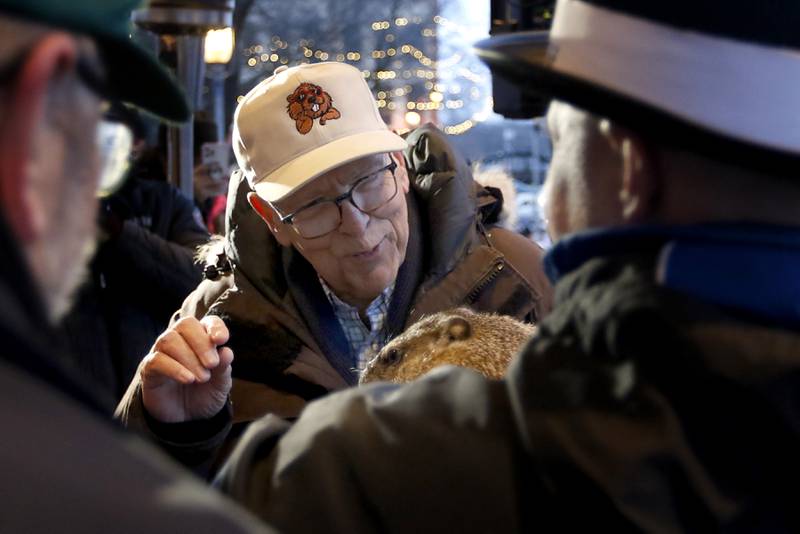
{"left": 204, "top": 27, "right": 235, "bottom": 142}
{"left": 132, "top": 0, "right": 234, "bottom": 201}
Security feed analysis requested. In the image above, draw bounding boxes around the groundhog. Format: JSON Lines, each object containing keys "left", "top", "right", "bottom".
{"left": 359, "top": 308, "right": 536, "bottom": 384}
{"left": 286, "top": 82, "right": 341, "bottom": 134}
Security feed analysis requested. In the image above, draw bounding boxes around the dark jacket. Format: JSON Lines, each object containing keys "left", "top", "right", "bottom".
{"left": 61, "top": 178, "right": 208, "bottom": 399}
{"left": 0, "top": 213, "right": 270, "bottom": 534}
{"left": 214, "top": 224, "right": 800, "bottom": 533}
{"left": 117, "top": 125, "right": 552, "bottom": 436}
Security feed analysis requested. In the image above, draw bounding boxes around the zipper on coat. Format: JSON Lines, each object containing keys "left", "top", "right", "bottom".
{"left": 466, "top": 259, "right": 505, "bottom": 304}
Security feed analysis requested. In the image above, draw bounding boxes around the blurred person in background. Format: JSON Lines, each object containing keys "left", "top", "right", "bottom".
{"left": 60, "top": 105, "right": 210, "bottom": 400}
{"left": 193, "top": 117, "right": 231, "bottom": 234}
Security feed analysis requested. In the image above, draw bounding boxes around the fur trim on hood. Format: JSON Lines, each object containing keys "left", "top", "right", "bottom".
{"left": 473, "top": 164, "right": 517, "bottom": 231}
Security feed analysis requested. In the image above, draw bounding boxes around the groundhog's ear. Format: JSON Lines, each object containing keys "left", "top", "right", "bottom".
{"left": 286, "top": 94, "right": 293, "bottom": 102}
{"left": 445, "top": 316, "right": 471, "bottom": 342}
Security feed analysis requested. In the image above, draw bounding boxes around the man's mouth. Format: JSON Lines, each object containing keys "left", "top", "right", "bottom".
{"left": 352, "top": 237, "right": 385, "bottom": 259}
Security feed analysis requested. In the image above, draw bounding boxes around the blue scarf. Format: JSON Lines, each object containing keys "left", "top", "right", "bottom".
{"left": 544, "top": 223, "right": 800, "bottom": 325}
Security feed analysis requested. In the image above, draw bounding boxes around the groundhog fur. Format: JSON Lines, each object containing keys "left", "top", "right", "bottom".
{"left": 360, "top": 308, "right": 535, "bottom": 384}
{"left": 286, "top": 82, "right": 341, "bottom": 134}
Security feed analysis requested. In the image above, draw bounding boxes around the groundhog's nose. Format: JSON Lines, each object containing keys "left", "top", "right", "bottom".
{"left": 308, "top": 96, "right": 317, "bottom": 104}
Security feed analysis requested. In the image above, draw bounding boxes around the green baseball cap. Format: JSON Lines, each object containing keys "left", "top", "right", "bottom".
{"left": 0, "top": 0, "right": 190, "bottom": 122}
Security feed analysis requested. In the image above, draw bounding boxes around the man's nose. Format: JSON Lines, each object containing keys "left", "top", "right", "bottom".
{"left": 337, "top": 200, "right": 369, "bottom": 236}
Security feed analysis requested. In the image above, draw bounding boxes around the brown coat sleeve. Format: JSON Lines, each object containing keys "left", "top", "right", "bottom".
{"left": 115, "top": 278, "right": 233, "bottom": 434}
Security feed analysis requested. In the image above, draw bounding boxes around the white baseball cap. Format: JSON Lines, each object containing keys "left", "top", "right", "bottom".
{"left": 233, "top": 62, "right": 408, "bottom": 202}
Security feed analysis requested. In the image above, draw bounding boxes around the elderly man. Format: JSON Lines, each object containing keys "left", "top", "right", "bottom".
{"left": 129, "top": 0, "right": 800, "bottom": 531}
{"left": 0, "top": 1, "right": 271, "bottom": 531}
{"left": 118, "top": 62, "right": 551, "bottom": 436}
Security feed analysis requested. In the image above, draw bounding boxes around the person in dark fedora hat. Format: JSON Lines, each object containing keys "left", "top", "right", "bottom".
{"left": 142, "top": 1, "right": 799, "bottom": 532}
{"left": 0, "top": 1, "right": 272, "bottom": 532}
{"left": 476, "top": 0, "right": 800, "bottom": 176}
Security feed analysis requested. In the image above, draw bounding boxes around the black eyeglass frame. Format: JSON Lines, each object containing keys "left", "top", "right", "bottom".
{"left": 275, "top": 159, "right": 400, "bottom": 238}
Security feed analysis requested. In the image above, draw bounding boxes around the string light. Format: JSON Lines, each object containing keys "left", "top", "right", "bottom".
{"left": 445, "top": 120, "right": 475, "bottom": 135}
{"left": 241, "top": 14, "right": 495, "bottom": 136}
{"left": 405, "top": 111, "right": 421, "bottom": 126}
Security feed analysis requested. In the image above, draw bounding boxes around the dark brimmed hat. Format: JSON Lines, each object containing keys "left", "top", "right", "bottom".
{"left": 0, "top": 0, "right": 189, "bottom": 123}
{"left": 475, "top": 0, "right": 800, "bottom": 175}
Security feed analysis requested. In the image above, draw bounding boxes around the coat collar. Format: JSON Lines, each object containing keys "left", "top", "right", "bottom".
{"left": 545, "top": 223, "right": 800, "bottom": 326}
{"left": 0, "top": 212, "right": 112, "bottom": 416}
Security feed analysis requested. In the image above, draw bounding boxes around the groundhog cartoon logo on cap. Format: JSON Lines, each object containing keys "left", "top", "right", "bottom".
{"left": 286, "top": 82, "right": 341, "bottom": 135}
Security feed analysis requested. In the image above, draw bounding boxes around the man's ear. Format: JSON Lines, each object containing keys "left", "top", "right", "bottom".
{"left": 0, "top": 33, "right": 78, "bottom": 243}
{"left": 600, "top": 121, "right": 659, "bottom": 224}
{"left": 392, "top": 151, "right": 410, "bottom": 194}
{"left": 247, "top": 192, "right": 292, "bottom": 246}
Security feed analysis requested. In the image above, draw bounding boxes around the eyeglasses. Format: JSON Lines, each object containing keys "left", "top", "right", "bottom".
{"left": 96, "top": 119, "right": 134, "bottom": 198}
{"left": 276, "top": 160, "right": 400, "bottom": 239}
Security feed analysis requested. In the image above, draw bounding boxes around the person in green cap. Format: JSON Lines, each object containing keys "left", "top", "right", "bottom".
{"left": 0, "top": 1, "right": 271, "bottom": 532}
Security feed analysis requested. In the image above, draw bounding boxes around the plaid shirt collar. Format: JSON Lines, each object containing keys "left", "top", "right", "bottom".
{"left": 319, "top": 277, "right": 395, "bottom": 371}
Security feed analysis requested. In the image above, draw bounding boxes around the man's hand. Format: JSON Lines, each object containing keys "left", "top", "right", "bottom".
{"left": 141, "top": 316, "right": 233, "bottom": 423}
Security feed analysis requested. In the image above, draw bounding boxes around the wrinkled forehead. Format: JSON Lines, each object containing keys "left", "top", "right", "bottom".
{"left": 272, "top": 152, "right": 392, "bottom": 212}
